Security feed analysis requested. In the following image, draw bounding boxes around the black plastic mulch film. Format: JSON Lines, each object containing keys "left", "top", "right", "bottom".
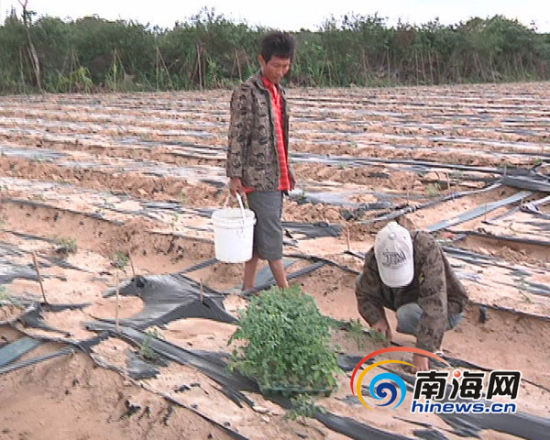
{"left": 2, "top": 257, "right": 549, "bottom": 439}
{"left": 1, "top": 167, "right": 550, "bottom": 438}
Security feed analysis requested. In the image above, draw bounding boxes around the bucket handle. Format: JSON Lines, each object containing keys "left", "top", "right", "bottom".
{"left": 236, "top": 193, "right": 246, "bottom": 228}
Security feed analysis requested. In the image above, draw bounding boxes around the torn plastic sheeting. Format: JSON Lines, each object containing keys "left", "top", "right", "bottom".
{"left": 87, "top": 321, "right": 259, "bottom": 394}
{"left": 0, "top": 238, "right": 90, "bottom": 272}
{"left": 441, "top": 246, "right": 534, "bottom": 274}
{"left": 485, "top": 205, "right": 521, "bottom": 222}
{"left": 283, "top": 221, "right": 343, "bottom": 239}
{"left": 441, "top": 246, "right": 498, "bottom": 262}
{"left": 200, "top": 178, "right": 226, "bottom": 188}
{"left": 350, "top": 246, "right": 500, "bottom": 269}
{"left": 413, "top": 429, "right": 451, "bottom": 440}
{"left": 285, "top": 253, "right": 360, "bottom": 275}
{"left": 447, "top": 229, "right": 550, "bottom": 248}
{"left": 0, "top": 241, "right": 27, "bottom": 257}
{"left": 231, "top": 259, "right": 297, "bottom": 293}
{"left": 502, "top": 174, "right": 550, "bottom": 193}
{"left": 153, "top": 230, "right": 214, "bottom": 244}
{"left": 0, "top": 346, "right": 75, "bottom": 375}
{"left": 161, "top": 395, "right": 250, "bottom": 440}
{"left": 0, "top": 337, "right": 42, "bottom": 367}
{"left": 243, "top": 261, "right": 327, "bottom": 296}
{"left": 5, "top": 198, "right": 122, "bottom": 224}
{"left": 216, "top": 385, "right": 254, "bottom": 409}
{"left": 189, "top": 212, "right": 347, "bottom": 239}
{"left": 17, "top": 308, "right": 72, "bottom": 336}
{"left": 43, "top": 302, "right": 91, "bottom": 312}
{"left": 0, "top": 260, "right": 39, "bottom": 283}
{"left": 425, "top": 191, "right": 533, "bottom": 232}
{"left": 344, "top": 250, "right": 365, "bottom": 260}
{"left": 519, "top": 219, "right": 550, "bottom": 232}
{"left": 102, "top": 273, "right": 236, "bottom": 329}
{"left": 340, "top": 346, "right": 548, "bottom": 394}
{"left": 291, "top": 151, "right": 506, "bottom": 175}
{"left": 0, "top": 146, "right": 68, "bottom": 160}
{"left": 169, "top": 141, "right": 225, "bottom": 154}
{"left": 313, "top": 410, "right": 415, "bottom": 440}
{"left": 96, "top": 204, "right": 162, "bottom": 222}
{"left": 521, "top": 194, "right": 550, "bottom": 220}
{"left": 499, "top": 279, "right": 550, "bottom": 298}
{"left": 194, "top": 208, "right": 216, "bottom": 218}
{"left": 143, "top": 201, "right": 183, "bottom": 211}
{"left": 338, "top": 351, "right": 481, "bottom": 375}
{"left": 126, "top": 350, "right": 160, "bottom": 380}
{"left": 345, "top": 247, "right": 521, "bottom": 276}
{"left": 340, "top": 202, "right": 395, "bottom": 221}
{"left": 4, "top": 302, "right": 90, "bottom": 337}
{"left": 290, "top": 188, "right": 399, "bottom": 208}
{"left": 471, "top": 301, "right": 550, "bottom": 324}
{"left": 428, "top": 136, "right": 550, "bottom": 156}
{"left": 178, "top": 258, "right": 218, "bottom": 275}
{"left": 397, "top": 370, "right": 550, "bottom": 439}
{"left": 440, "top": 410, "right": 550, "bottom": 440}
{"left": 358, "top": 183, "right": 502, "bottom": 225}
{"left": 87, "top": 323, "right": 421, "bottom": 440}
{"left": 454, "top": 271, "right": 486, "bottom": 284}
{"left": 169, "top": 218, "right": 347, "bottom": 242}
{"left": 0, "top": 249, "right": 64, "bottom": 274}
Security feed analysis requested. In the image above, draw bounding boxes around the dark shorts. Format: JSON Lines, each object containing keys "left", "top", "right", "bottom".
{"left": 246, "top": 191, "right": 283, "bottom": 261}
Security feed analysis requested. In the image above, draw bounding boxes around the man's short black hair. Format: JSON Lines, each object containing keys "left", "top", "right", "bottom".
{"left": 260, "top": 32, "right": 296, "bottom": 63}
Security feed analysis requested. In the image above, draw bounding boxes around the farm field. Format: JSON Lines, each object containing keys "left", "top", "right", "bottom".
{"left": 0, "top": 81, "right": 549, "bottom": 440}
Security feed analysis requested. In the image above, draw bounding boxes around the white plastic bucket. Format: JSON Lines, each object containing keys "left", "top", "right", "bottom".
{"left": 212, "top": 195, "right": 256, "bottom": 263}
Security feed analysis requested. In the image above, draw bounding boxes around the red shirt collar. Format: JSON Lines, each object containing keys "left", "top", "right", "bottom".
{"left": 262, "top": 75, "right": 277, "bottom": 91}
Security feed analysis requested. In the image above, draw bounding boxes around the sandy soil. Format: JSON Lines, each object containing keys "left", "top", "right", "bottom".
{"left": 1, "top": 82, "right": 549, "bottom": 439}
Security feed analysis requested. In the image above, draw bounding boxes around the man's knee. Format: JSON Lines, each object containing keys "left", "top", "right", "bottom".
{"left": 396, "top": 303, "right": 423, "bottom": 335}
{"left": 448, "top": 312, "right": 464, "bottom": 329}
{"left": 397, "top": 303, "right": 465, "bottom": 335}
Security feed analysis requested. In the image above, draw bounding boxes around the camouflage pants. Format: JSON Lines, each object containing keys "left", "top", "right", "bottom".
{"left": 396, "top": 302, "right": 464, "bottom": 335}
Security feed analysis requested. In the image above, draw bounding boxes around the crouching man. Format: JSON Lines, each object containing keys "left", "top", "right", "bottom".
{"left": 355, "top": 221, "right": 468, "bottom": 371}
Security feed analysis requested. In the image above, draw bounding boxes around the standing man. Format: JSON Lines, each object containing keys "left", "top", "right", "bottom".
{"left": 355, "top": 221, "right": 469, "bottom": 371}
{"left": 226, "top": 32, "right": 296, "bottom": 291}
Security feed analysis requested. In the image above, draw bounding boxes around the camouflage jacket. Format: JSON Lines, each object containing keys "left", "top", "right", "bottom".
{"left": 355, "top": 231, "right": 469, "bottom": 353}
{"left": 226, "top": 73, "right": 294, "bottom": 191}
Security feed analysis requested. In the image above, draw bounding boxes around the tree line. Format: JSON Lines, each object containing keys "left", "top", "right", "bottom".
{"left": 1, "top": 6, "right": 549, "bottom": 94}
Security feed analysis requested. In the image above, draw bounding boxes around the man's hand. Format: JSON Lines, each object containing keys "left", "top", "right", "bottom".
{"left": 289, "top": 172, "right": 296, "bottom": 191}
{"left": 412, "top": 354, "right": 430, "bottom": 372}
{"left": 371, "top": 318, "right": 392, "bottom": 342}
{"left": 229, "top": 177, "right": 244, "bottom": 197}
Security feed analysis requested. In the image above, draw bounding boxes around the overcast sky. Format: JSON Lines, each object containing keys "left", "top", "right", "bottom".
{"left": 1, "top": 0, "right": 549, "bottom": 32}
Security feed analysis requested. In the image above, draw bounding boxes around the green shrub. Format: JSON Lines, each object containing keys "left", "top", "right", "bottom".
{"left": 229, "top": 285, "right": 341, "bottom": 395}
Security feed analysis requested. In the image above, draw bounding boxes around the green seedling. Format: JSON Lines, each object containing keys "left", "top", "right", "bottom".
{"left": 229, "top": 285, "right": 342, "bottom": 396}
{"left": 426, "top": 183, "right": 441, "bottom": 197}
{"left": 138, "top": 328, "right": 164, "bottom": 362}
{"left": 367, "top": 328, "right": 388, "bottom": 344}
{"left": 0, "top": 285, "right": 23, "bottom": 308}
{"left": 112, "top": 251, "right": 129, "bottom": 269}
{"left": 285, "top": 394, "right": 325, "bottom": 420}
{"left": 53, "top": 237, "right": 77, "bottom": 255}
{"left": 347, "top": 318, "right": 368, "bottom": 349}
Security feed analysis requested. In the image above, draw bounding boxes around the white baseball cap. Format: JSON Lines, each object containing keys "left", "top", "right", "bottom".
{"left": 374, "top": 221, "right": 414, "bottom": 288}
